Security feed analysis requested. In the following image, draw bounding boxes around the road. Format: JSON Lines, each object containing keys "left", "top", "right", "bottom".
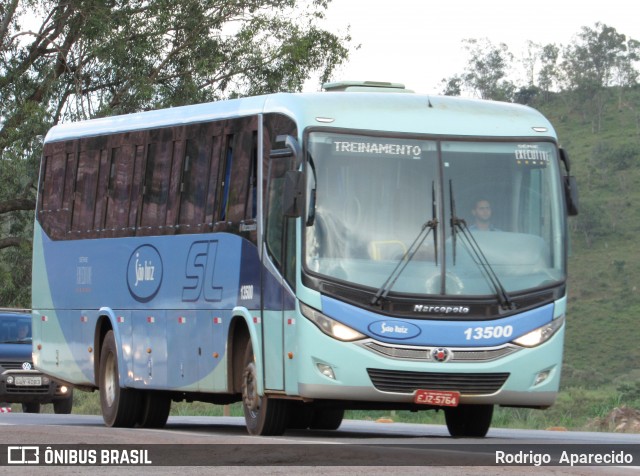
{"left": 1, "top": 413, "right": 639, "bottom": 474}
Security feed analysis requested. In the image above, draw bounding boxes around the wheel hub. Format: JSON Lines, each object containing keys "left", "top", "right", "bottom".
{"left": 242, "top": 362, "right": 260, "bottom": 414}
{"left": 104, "top": 353, "right": 116, "bottom": 407}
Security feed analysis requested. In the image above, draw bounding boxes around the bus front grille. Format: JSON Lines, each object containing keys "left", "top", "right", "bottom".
{"left": 366, "top": 368, "right": 509, "bottom": 395}
{"left": 362, "top": 341, "right": 519, "bottom": 362}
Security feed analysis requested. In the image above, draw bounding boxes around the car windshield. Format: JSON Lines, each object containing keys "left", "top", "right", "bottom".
{"left": 304, "top": 132, "right": 566, "bottom": 297}
{"left": 0, "top": 314, "right": 32, "bottom": 344}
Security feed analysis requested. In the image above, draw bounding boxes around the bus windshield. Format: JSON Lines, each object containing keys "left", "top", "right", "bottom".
{"left": 304, "top": 132, "right": 566, "bottom": 297}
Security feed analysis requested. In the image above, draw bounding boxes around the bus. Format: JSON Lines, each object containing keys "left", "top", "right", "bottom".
{"left": 32, "top": 81, "right": 578, "bottom": 436}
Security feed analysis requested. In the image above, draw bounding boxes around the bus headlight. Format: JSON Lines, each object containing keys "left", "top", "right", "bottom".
{"left": 512, "top": 316, "right": 565, "bottom": 348}
{"left": 300, "top": 303, "right": 366, "bottom": 342}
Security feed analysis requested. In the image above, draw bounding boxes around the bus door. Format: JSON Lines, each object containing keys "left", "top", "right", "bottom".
{"left": 262, "top": 140, "right": 299, "bottom": 391}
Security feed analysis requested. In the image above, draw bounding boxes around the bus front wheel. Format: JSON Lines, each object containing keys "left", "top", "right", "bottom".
{"left": 99, "top": 330, "right": 140, "bottom": 427}
{"left": 444, "top": 404, "right": 493, "bottom": 438}
{"left": 241, "top": 340, "right": 289, "bottom": 435}
{"left": 310, "top": 407, "right": 344, "bottom": 430}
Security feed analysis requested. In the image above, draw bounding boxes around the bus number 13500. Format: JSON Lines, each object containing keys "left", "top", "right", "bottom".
{"left": 464, "top": 325, "right": 513, "bottom": 341}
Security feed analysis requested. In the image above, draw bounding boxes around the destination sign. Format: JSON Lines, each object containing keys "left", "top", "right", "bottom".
{"left": 333, "top": 140, "right": 422, "bottom": 158}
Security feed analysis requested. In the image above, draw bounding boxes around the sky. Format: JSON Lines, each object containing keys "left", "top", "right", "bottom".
{"left": 304, "top": 0, "right": 640, "bottom": 94}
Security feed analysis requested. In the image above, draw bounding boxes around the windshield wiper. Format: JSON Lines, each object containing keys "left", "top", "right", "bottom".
{"left": 371, "top": 182, "right": 438, "bottom": 307}
{"left": 449, "top": 180, "right": 515, "bottom": 311}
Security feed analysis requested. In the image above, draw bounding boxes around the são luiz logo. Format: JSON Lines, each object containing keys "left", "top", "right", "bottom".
{"left": 127, "top": 245, "right": 163, "bottom": 302}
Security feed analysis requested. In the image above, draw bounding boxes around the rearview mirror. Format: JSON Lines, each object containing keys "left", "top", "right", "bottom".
{"left": 270, "top": 135, "right": 302, "bottom": 168}
{"left": 282, "top": 170, "right": 304, "bottom": 218}
{"left": 564, "top": 175, "right": 578, "bottom": 216}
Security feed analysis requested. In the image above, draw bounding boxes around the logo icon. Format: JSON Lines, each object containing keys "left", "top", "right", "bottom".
{"left": 7, "top": 446, "right": 39, "bottom": 464}
{"left": 127, "top": 245, "right": 163, "bottom": 302}
{"left": 368, "top": 320, "right": 421, "bottom": 340}
{"left": 431, "top": 348, "right": 452, "bottom": 362}
{"left": 22, "top": 362, "right": 32, "bottom": 370}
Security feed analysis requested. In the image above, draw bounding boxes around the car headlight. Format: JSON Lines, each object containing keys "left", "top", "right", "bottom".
{"left": 300, "top": 303, "right": 366, "bottom": 342}
{"left": 512, "top": 315, "right": 565, "bottom": 348}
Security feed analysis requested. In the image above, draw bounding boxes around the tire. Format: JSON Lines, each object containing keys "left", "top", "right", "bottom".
{"left": 241, "top": 340, "right": 289, "bottom": 435}
{"left": 21, "top": 402, "right": 41, "bottom": 413}
{"left": 99, "top": 330, "right": 141, "bottom": 427}
{"left": 137, "top": 391, "right": 171, "bottom": 428}
{"left": 53, "top": 390, "right": 74, "bottom": 414}
{"left": 287, "top": 403, "right": 314, "bottom": 430}
{"left": 309, "top": 407, "right": 344, "bottom": 430}
{"left": 444, "top": 404, "right": 493, "bottom": 438}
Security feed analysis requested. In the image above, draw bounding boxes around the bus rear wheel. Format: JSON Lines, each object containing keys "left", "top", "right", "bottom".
{"left": 99, "top": 330, "right": 140, "bottom": 427}
{"left": 137, "top": 391, "right": 171, "bottom": 428}
{"left": 444, "top": 404, "right": 493, "bottom": 438}
{"left": 241, "top": 340, "right": 289, "bottom": 435}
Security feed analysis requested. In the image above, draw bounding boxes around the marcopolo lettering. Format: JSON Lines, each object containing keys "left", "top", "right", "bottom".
{"left": 414, "top": 304, "right": 470, "bottom": 314}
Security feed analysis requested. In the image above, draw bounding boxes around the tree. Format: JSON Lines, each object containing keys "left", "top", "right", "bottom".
{"left": 441, "top": 75, "right": 462, "bottom": 97}
{"left": 561, "top": 23, "right": 632, "bottom": 90}
{"left": 537, "top": 43, "right": 561, "bottom": 101}
{"left": 560, "top": 23, "right": 638, "bottom": 132}
{"left": 440, "top": 38, "right": 515, "bottom": 101}
{"left": 0, "top": 0, "right": 350, "bottom": 306}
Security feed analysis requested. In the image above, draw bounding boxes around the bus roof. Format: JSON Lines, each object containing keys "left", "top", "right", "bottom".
{"left": 43, "top": 91, "right": 557, "bottom": 144}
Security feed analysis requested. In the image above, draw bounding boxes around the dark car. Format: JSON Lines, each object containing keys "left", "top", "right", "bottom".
{"left": 0, "top": 310, "right": 73, "bottom": 413}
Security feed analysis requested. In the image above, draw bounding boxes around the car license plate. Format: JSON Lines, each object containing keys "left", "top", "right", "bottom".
{"left": 14, "top": 376, "right": 42, "bottom": 386}
{"left": 414, "top": 389, "right": 460, "bottom": 407}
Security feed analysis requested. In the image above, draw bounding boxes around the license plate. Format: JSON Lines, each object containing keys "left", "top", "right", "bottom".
{"left": 14, "top": 376, "right": 42, "bottom": 386}
{"left": 414, "top": 389, "right": 460, "bottom": 407}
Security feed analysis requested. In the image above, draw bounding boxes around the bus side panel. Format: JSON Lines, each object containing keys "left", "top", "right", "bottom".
{"left": 131, "top": 310, "right": 168, "bottom": 388}
{"left": 32, "top": 225, "right": 92, "bottom": 385}
{"left": 196, "top": 308, "right": 231, "bottom": 392}
{"left": 33, "top": 227, "right": 265, "bottom": 392}
{"left": 167, "top": 309, "right": 201, "bottom": 391}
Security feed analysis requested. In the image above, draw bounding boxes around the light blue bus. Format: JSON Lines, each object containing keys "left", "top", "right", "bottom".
{"left": 32, "top": 81, "right": 578, "bottom": 436}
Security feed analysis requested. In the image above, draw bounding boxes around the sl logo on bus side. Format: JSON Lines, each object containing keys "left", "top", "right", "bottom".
{"left": 127, "top": 245, "right": 163, "bottom": 302}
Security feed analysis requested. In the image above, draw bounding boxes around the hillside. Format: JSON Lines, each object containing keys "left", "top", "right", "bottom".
{"left": 536, "top": 86, "right": 640, "bottom": 387}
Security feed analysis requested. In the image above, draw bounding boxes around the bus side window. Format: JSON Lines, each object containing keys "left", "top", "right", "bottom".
{"left": 104, "top": 144, "right": 135, "bottom": 237}
{"left": 71, "top": 148, "right": 100, "bottom": 237}
{"left": 219, "top": 137, "right": 233, "bottom": 222}
{"left": 204, "top": 124, "right": 223, "bottom": 228}
{"left": 93, "top": 148, "right": 110, "bottom": 233}
{"left": 140, "top": 139, "right": 172, "bottom": 234}
{"left": 62, "top": 149, "right": 77, "bottom": 234}
{"left": 222, "top": 116, "right": 258, "bottom": 225}
{"left": 246, "top": 131, "right": 258, "bottom": 220}
{"left": 163, "top": 138, "right": 185, "bottom": 235}
{"left": 39, "top": 146, "right": 68, "bottom": 240}
{"left": 178, "top": 136, "right": 209, "bottom": 232}
{"left": 129, "top": 143, "right": 146, "bottom": 231}
{"left": 265, "top": 156, "right": 291, "bottom": 270}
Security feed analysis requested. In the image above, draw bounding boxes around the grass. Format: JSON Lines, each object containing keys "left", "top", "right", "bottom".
{"left": 535, "top": 88, "right": 640, "bottom": 386}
